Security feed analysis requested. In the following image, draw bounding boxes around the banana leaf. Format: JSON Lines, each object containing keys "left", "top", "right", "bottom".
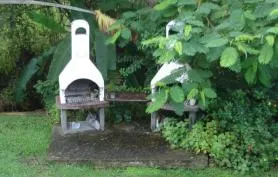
{"left": 16, "top": 47, "right": 54, "bottom": 103}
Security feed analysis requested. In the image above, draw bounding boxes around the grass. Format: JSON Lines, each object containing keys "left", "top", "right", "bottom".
{"left": 0, "top": 114, "right": 277, "bottom": 177}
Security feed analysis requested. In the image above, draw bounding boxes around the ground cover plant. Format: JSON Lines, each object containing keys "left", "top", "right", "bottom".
{"left": 162, "top": 90, "right": 278, "bottom": 172}
{"left": 0, "top": 113, "right": 278, "bottom": 177}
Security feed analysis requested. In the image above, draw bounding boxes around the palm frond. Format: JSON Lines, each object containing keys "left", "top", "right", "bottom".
{"left": 95, "top": 10, "right": 116, "bottom": 33}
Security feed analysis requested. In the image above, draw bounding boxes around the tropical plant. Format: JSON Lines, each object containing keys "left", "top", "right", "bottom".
{"left": 8, "top": 1, "right": 117, "bottom": 103}
{"left": 109, "top": 0, "right": 278, "bottom": 112}
{"left": 0, "top": 0, "right": 157, "bottom": 109}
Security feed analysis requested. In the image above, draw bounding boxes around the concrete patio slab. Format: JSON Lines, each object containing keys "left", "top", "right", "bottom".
{"left": 48, "top": 125, "right": 208, "bottom": 168}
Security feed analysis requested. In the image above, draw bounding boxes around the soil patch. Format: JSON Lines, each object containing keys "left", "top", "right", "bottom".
{"left": 48, "top": 125, "right": 208, "bottom": 168}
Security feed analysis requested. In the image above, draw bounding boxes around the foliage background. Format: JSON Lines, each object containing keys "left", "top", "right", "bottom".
{"left": 0, "top": 0, "right": 278, "bottom": 172}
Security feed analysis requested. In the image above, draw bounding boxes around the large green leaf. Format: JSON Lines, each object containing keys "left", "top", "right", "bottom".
{"left": 187, "top": 88, "right": 199, "bottom": 100}
{"left": 178, "top": 0, "right": 196, "bottom": 5}
{"left": 188, "top": 69, "right": 204, "bottom": 83}
{"left": 158, "top": 50, "right": 176, "bottom": 63}
{"left": 220, "top": 47, "right": 239, "bottom": 67}
{"left": 235, "top": 42, "right": 259, "bottom": 55}
{"left": 16, "top": 59, "right": 39, "bottom": 103}
{"left": 175, "top": 41, "right": 183, "bottom": 55}
{"left": 269, "top": 8, "right": 278, "bottom": 16}
{"left": 188, "top": 69, "right": 212, "bottom": 83}
{"left": 265, "top": 35, "right": 275, "bottom": 47}
{"left": 27, "top": 11, "right": 66, "bottom": 33}
{"left": 206, "top": 47, "right": 223, "bottom": 62}
{"left": 205, "top": 38, "right": 228, "bottom": 48}
{"left": 95, "top": 31, "right": 117, "bottom": 79}
{"left": 154, "top": 0, "right": 177, "bottom": 11}
{"left": 258, "top": 44, "right": 274, "bottom": 64}
{"left": 267, "top": 27, "right": 278, "bottom": 35}
{"left": 183, "top": 42, "right": 197, "bottom": 56}
{"left": 47, "top": 36, "right": 71, "bottom": 81}
{"left": 170, "top": 101, "right": 184, "bottom": 116}
{"left": 146, "top": 89, "right": 168, "bottom": 113}
{"left": 16, "top": 48, "right": 54, "bottom": 103}
{"left": 182, "top": 82, "right": 198, "bottom": 94}
{"left": 200, "top": 90, "right": 206, "bottom": 106}
{"left": 121, "top": 28, "right": 132, "bottom": 40}
{"left": 229, "top": 60, "right": 242, "bottom": 73}
{"left": 203, "top": 88, "right": 217, "bottom": 98}
{"left": 197, "top": 2, "right": 220, "bottom": 15}
{"left": 258, "top": 65, "right": 271, "bottom": 87}
{"left": 106, "top": 31, "right": 121, "bottom": 44}
{"left": 170, "top": 86, "right": 185, "bottom": 103}
{"left": 244, "top": 61, "right": 258, "bottom": 84}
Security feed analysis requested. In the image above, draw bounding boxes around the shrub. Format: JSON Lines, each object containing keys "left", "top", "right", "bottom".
{"left": 162, "top": 118, "right": 189, "bottom": 148}
{"left": 0, "top": 82, "right": 16, "bottom": 111}
{"left": 162, "top": 90, "right": 278, "bottom": 172}
{"left": 34, "top": 80, "right": 58, "bottom": 109}
{"left": 34, "top": 80, "right": 59, "bottom": 119}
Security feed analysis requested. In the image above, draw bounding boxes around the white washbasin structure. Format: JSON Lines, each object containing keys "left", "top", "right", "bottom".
{"left": 150, "top": 20, "right": 197, "bottom": 131}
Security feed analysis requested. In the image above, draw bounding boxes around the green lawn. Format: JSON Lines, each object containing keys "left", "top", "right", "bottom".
{"left": 0, "top": 114, "right": 277, "bottom": 177}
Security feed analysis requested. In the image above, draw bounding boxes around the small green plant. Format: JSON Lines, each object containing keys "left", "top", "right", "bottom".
{"left": 0, "top": 82, "right": 16, "bottom": 111}
{"left": 112, "top": 106, "right": 133, "bottom": 124}
{"left": 161, "top": 118, "right": 189, "bottom": 148}
{"left": 34, "top": 80, "right": 58, "bottom": 111}
{"left": 47, "top": 103, "right": 60, "bottom": 124}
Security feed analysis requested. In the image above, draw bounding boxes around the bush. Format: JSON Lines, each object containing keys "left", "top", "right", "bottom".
{"left": 161, "top": 118, "right": 189, "bottom": 148}
{"left": 0, "top": 82, "right": 16, "bottom": 111}
{"left": 34, "top": 80, "right": 58, "bottom": 109}
{"left": 162, "top": 90, "right": 278, "bottom": 172}
{"left": 34, "top": 80, "right": 59, "bottom": 120}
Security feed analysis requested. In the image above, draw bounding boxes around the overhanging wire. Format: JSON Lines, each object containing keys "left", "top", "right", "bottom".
{"left": 0, "top": 0, "right": 96, "bottom": 15}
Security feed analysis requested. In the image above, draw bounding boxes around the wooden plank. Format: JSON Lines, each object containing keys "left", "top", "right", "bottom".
{"left": 106, "top": 98, "right": 148, "bottom": 102}
{"left": 106, "top": 92, "right": 148, "bottom": 102}
{"left": 56, "top": 96, "right": 109, "bottom": 110}
{"left": 147, "top": 102, "right": 199, "bottom": 112}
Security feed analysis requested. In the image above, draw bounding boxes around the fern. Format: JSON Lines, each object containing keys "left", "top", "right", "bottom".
{"left": 119, "top": 60, "right": 143, "bottom": 77}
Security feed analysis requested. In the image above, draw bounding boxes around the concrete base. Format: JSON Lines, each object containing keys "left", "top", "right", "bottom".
{"left": 60, "top": 108, "right": 105, "bottom": 135}
{"left": 48, "top": 125, "right": 208, "bottom": 168}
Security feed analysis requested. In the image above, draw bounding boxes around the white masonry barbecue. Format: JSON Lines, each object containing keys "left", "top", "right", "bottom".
{"left": 150, "top": 20, "right": 198, "bottom": 131}
{"left": 57, "top": 19, "right": 108, "bottom": 134}
{"left": 59, "top": 20, "right": 104, "bottom": 103}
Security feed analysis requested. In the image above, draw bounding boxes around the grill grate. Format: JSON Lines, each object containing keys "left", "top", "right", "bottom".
{"left": 65, "top": 89, "right": 99, "bottom": 104}
{"left": 64, "top": 79, "right": 99, "bottom": 104}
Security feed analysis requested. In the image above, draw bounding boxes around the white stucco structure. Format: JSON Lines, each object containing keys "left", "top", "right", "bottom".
{"left": 150, "top": 62, "right": 190, "bottom": 98}
{"left": 150, "top": 20, "right": 190, "bottom": 98}
{"left": 150, "top": 20, "right": 196, "bottom": 131}
{"left": 59, "top": 20, "right": 104, "bottom": 104}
